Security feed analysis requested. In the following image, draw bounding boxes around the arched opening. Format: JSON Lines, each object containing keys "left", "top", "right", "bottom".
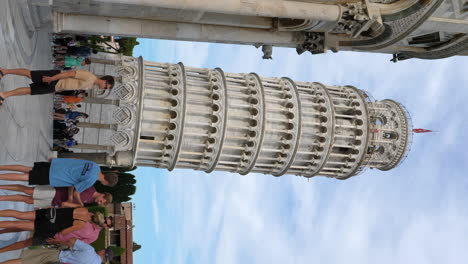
{"left": 372, "top": 115, "right": 388, "bottom": 126}
{"left": 374, "top": 145, "right": 385, "bottom": 154}
{"left": 383, "top": 131, "right": 398, "bottom": 140}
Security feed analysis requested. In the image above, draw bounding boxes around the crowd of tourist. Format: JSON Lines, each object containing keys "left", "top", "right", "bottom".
{"left": 0, "top": 159, "right": 118, "bottom": 263}
{"left": 0, "top": 34, "right": 121, "bottom": 263}
{"left": 52, "top": 34, "right": 95, "bottom": 70}
{"left": 53, "top": 91, "right": 89, "bottom": 152}
{"left": 0, "top": 34, "right": 115, "bottom": 154}
{"left": 51, "top": 34, "right": 94, "bottom": 152}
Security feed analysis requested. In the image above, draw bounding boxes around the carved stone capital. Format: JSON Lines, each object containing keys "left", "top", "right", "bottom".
{"left": 332, "top": 2, "right": 383, "bottom": 38}
{"left": 296, "top": 32, "right": 325, "bottom": 55}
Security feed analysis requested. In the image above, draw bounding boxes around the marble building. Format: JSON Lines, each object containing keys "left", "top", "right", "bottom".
{"left": 29, "top": 0, "right": 468, "bottom": 61}
{"left": 61, "top": 56, "right": 412, "bottom": 180}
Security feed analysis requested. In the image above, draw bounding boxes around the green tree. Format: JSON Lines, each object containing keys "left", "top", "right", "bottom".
{"left": 133, "top": 242, "right": 142, "bottom": 252}
{"left": 109, "top": 246, "right": 126, "bottom": 256}
{"left": 94, "top": 172, "right": 137, "bottom": 202}
{"left": 102, "top": 166, "right": 137, "bottom": 173}
{"left": 86, "top": 205, "right": 108, "bottom": 216}
{"left": 117, "top": 37, "right": 140, "bottom": 56}
{"left": 87, "top": 35, "right": 140, "bottom": 56}
{"left": 90, "top": 229, "right": 106, "bottom": 251}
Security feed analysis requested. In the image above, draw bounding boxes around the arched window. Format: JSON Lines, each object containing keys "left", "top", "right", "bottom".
{"left": 375, "top": 145, "right": 385, "bottom": 154}
{"left": 372, "top": 115, "right": 387, "bottom": 126}
{"left": 383, "top": 132, "right": 398, "bottom": 140}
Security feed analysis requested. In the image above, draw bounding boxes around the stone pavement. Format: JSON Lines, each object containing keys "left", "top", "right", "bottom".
{"left": 0, "top": 0, "right": 53, "bottom": 261}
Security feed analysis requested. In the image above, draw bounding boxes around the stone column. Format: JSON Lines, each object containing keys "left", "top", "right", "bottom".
{"left": 82, "top": 97, "right": 120, "bottom": 106}
{"left": 54, "top": 12, "right": 302, "bottom": 47}
{"left": 95, "top": 0, "right": 342, "bottom": 21}
{"left": 77, "top": 122, "right": 118, "bottom": 130}
{"left": 70, "top": 144, "right": 114, "bottom": 151}
{"left": 89, "top": 57, "right": 119, "bottom": 65}
{"left": 58, "top": 152, "right": 109, "bottom": 164}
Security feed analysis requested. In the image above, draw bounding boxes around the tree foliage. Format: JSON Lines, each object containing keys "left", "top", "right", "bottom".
{"left": 109, "top": 245, "right": 126, "bottom": 256}
{"left": 94, "top": 172, "right": 137, "bottom": 202}
{"left": 133, "top": 242, "right": 142, "bottom": 252}
{"left": 87, "top": 35, "right": 140, "bottom": 56}
{"left": 86, "top": 205, "right": 108, "bottom": 216}
{"left": 90, "top": 229, "right": 106, "bottom": 251}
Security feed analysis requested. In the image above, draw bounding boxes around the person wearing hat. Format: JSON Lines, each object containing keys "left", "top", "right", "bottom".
{"left": 0, "top": 237, "right": 114, "bottom": 264}
{"left": 0, "top": 208, "right": 104, "bottom": 253}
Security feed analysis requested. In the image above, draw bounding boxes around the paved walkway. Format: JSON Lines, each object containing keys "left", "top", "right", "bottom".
{"left": 0, "top": 0, "right": 53, "bottom": 260}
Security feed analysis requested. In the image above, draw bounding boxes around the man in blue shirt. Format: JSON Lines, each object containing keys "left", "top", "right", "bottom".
{"left": 0, "top": 238, "right": 114, "bottom": 264}
{"left": 0, "top": 159, "right": 118, "bottom": 198}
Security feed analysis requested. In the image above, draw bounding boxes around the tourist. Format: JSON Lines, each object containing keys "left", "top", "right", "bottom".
{"left": 104, "top": 215, "right": 113, "bottom": 228}
{"left": 54, "top": 92, "right": 88, "bottom": 105}
{"left": 53, "top": 110, "right": 89, "bottom": 121}
{"left": 56, "top": 89, "right": 87, "bottom": 97}
{"left": 0, "top": 238, "right": 114, "bottom": 264}
{"left": 54, "top": 56, "right": 91, "bottom": 69}
{"left": 0, "top": 68, "right": 114, "bottom": 105}
{"left": 0, "top": 207, "right": 94, "bottom": 250}
{"left": 54, "top": 101, "right": 82, "bottom": 110}
{"left": 0, "top": 184, "right": 113, "bottom": 208}
{"left": 52, "top": 35, "right": 75, "bottom": 46}
{"left": 53, "top": 121, "right": 79, "bottom": 142}
{"left": 53, "top": 127, "right": 80, "bottom": 140}
{"left": 0, "top": 211, "right": 107, "bottom": 253}
{"left": 53, "top": 213, "right": 107, "bottom": 243}
{"left": 0, "top": 158, "right": 118, "bottom": 194}
{"left": 53, "top": 138, "right": 78, "bottom": 149}
{"left": 54, "top": 46, "right": 92, "bottom": 57}
{"left": 54, "top": 119, "right": 79, "bottom": 130}
{"left": 63, "top": 92, "right": 88, "bottom": 103}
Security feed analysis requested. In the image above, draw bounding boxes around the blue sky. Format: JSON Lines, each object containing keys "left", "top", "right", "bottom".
{"left": 131, "top": 39, "right": 468, "bottom": 264}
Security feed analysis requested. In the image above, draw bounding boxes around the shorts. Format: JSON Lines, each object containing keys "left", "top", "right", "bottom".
{"left": 20, "top": 248, "right": 60, "bottom": 264}
{"left": 33, "top": 208, "right": 75, "bottom": 245}
{"left": 32, "top": 185, "right": 56, "bottom": 208}
{"left": 28, "top": 162, "right": 51, "bottom": 185}
{"left": 29, "top": 70, "right": 61, "bottom": 95}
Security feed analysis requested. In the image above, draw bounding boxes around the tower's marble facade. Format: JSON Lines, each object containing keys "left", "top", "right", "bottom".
{"left": 35, "top": 0, "right": 468, "bottom": 60}
{"left": 63, "top": 56, "right": 412, "bottom": 180}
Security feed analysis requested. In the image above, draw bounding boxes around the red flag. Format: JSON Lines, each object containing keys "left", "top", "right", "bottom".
{"left": 413, "top": 128, "right": 433, "bottom": 133}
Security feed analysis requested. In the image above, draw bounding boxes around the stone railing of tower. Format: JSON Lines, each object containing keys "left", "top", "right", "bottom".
{"left": 129, "top": 60, "right": 413, "bottom": 180}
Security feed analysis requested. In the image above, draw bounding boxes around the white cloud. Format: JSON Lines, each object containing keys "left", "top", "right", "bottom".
{"left": 155, "top": 40, "right": 212, "bottom": 67}
{"left": 150, "top": 181, "right": 160, "bottom": 234}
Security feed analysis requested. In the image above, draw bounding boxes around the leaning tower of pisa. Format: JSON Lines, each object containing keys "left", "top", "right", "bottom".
{"left": 97, "top": 56, "right": 411, "bottom": 180}
{"left": 66, "top": 56, "right": 412, "bottom": 180}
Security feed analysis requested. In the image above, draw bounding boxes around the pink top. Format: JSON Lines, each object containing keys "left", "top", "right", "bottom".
{"left": 54, "top": 222, "right": 102, "bottom": 244}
